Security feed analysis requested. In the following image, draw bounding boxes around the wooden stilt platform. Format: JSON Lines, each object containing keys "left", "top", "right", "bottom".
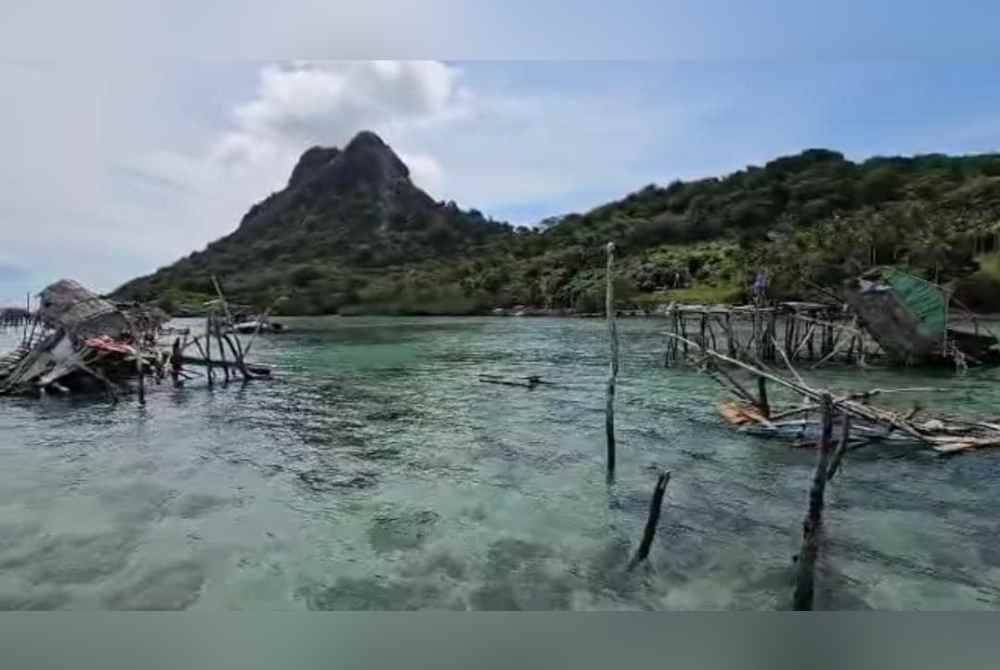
{"left": 664, "top": 302, "right": 883, "bottom": 368}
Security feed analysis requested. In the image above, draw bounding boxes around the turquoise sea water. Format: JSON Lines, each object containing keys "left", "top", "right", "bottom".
{"left": 2, "top": 316, "right": 1000, "bottom": 610}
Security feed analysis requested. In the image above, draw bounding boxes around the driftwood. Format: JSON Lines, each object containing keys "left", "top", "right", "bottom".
{"left": 627, "top": 471, "right": 671, "bottom": 571}
{"left": 479, "top": 374, "right": 552, "bottom": 388}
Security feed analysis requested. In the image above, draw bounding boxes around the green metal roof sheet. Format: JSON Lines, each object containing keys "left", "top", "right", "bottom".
{"left": 884, "top": 268, "right": 948, "bottom": 341}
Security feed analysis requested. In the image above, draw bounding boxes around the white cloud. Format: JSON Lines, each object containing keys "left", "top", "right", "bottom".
{"left": 398, "top": 152, "right": 445, "bottom": 194}
{"left": 125, "top": 61, "right": 471, "bottom": 261}
{"left": 209, "top": 60, "right": 466, "bottom": 171}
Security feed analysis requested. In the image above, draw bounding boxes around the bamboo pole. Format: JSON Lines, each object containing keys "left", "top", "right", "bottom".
{"left": 605, "top": 242, "right": 618, "bottom": 484}
{"left": 793, "top": 393, "right": 834, "bottom": 611}
{"left": 627, "top": 471, "right": 671, "bottom": 571}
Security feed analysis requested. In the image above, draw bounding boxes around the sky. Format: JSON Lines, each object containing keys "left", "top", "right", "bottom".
{"left": 1, "top": 1, "right": 999, "bottom": 303}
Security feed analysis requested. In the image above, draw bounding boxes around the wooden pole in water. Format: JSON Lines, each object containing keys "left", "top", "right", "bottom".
{"left": 665, "top": 307, "right": 676, "bottom": 368}
{"left": 757, "top": 376, "right": 770, "bottom": 418}
{"left": 170, "top": 337, "right": 183, "bottom": 387}
{"left": 726, "top": 313, "right": 735, "bottom": 357}
{"left": 784, "top": 314, "right": 793, "bottom": 360}
{"left": 135, "top": 329, "right": 145, "bottom": 405}
{"left": 679, "top": 313, "right": 688, "bottom": 357}
{"left": 217, "top": 330, "right": 230, "bottom": 384}
{"left": 627, "top": 471, "right": 671, "bottom": 571}
{"left": 204, "top": 315, "right": 214, "bottom": 388}
{"left": 605, "top": 242, "right": 619, "bottom": 484}
{"left": 826, "top": 413, "right": 851, "bottom": 482}
{"left": 793, "top": 392, "right": 834, "bottom": 611}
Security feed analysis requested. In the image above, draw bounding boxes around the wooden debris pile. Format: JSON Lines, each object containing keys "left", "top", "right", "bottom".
{"left": 669, "top": 332, "right": 1000, "bottom": 454}
{"left": 844, "top": 268, "right": 1000, "bottom": 367}
{"left": 0, "top": 276, "right": 272, "bottom": 402}
{"left": 0, "top": 279, "right": 167, "bottom": 398}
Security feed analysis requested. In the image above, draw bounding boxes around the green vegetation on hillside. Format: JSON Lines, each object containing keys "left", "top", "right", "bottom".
{"left": 113, "top": 134, "right": 1000, "bottom": 315}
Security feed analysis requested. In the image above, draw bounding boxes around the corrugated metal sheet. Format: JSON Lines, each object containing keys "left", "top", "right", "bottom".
{"left": 884, "top": 269, "right": 948, "bottom": 341}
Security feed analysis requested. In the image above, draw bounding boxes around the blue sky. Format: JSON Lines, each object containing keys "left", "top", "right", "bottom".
{"left": 0, "top": 2, "right": 999, "bottom": 303}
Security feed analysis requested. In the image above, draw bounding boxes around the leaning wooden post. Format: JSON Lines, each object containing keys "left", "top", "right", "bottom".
{"left": 627, "top": 471, "right": 671, "bottom": 571}
{"left": 605, "top": 242, "right": 619, "bottom": 484}
{"left": 793, "top": 392, "right": 834, "bottom": 611}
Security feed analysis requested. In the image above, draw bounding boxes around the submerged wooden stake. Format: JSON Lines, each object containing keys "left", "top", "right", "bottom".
{"left": 605, "top": 242, "right": 619, "bottom": 484}
{"left": 793, "top": 393, "right": 834, "bottom": 611}
{"left": 628, "top": 471, "right": 671, "bottom": 571}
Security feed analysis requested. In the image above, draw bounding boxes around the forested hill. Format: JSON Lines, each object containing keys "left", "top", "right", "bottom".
{"left": 112, "top": 131, "right": 515, "bottom": 314}
{"left": 113, "top": 136, "right": 1000, "bottom": 315}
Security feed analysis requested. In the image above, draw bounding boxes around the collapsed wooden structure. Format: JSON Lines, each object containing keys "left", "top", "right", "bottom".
{"left": 0, "top": 277, "right": 271, "bottom": 402}
{"left": 669, "top": 331, "right": 1000, "bottom": 454}
{"left": 845, "top": 267, "right": 1000, "bottom": 366}
{"left": 664, "top": 269, "right": 1000, "bottom": 370}
{"left": 666, "top": 327, "right": 1000, "bottom": 608}
{"left": 664, "top": 301, "right": 883, "bottom": 368}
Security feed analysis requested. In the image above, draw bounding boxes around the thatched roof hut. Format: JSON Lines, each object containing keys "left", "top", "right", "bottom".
{"left": 37, "top": 279, "right": 128, "bottom": 338}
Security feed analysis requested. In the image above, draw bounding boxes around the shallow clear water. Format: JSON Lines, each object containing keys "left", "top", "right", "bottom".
{"left": 2, "top": 316, "right": 1000, "bottom": 610}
